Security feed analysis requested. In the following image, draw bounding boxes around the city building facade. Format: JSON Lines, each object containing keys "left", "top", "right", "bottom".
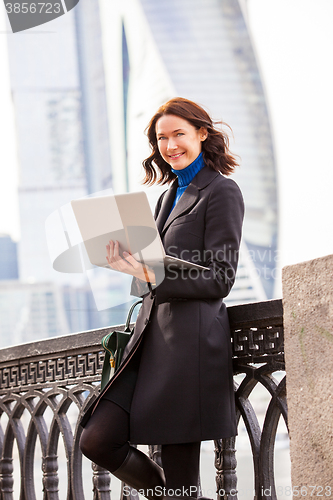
{"left": 0, "top": 234, "right": 19, "bottom": 280}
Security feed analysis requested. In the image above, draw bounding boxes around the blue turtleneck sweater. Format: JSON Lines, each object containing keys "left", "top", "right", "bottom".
{"left": 169, "top": 152, "right": 205, "bottom": 214}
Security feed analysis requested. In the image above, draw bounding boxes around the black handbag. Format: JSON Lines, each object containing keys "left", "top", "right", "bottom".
{"left": 100, "top": 300, "right": 143, "bottom": 390}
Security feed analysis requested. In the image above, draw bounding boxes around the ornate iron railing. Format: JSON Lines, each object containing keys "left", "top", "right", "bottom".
{"left": 224, "top": 299, "right": 286, "bottom": 500}
{"left": 0, "top": 299, "right": 285, "bottom": 500}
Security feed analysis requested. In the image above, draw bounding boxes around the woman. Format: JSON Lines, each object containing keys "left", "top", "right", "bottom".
{"left": 80, "top": 98, "right": 244, "bottom": 500}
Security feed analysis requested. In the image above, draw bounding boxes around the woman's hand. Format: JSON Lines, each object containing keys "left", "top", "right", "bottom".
{"left": 106, "top": 240, "right": 156, "bottom": 284}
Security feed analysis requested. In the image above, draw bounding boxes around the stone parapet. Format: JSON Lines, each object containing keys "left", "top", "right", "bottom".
{"left": 282, "top": 254, "right": 333, "bottom": 498}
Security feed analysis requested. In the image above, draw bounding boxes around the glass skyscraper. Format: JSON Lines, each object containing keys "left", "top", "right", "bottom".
{"left": 6, "top": 0, "right": 111, "bottom": 284}
{"left": 0, "top": 235, "right": 18, "bottom": 280}
{"left": 3, "top": 0, "right": 117, "bottom": 343}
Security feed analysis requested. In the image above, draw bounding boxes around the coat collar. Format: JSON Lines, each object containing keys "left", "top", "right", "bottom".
{"left": 155, "top": 166, "right": 220, "bottom": 236}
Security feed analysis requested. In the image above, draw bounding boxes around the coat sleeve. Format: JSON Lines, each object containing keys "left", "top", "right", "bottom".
{"left": 152, "top": 178, "right": 244, "bottom": 304}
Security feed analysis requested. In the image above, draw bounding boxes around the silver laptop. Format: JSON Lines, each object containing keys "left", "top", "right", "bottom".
{"left": 71, "top": 192, "right": 209, "bottom": 272}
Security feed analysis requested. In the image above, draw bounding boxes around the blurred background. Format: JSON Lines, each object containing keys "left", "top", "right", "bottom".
{"left": 1, "top": 0, "right": 333, "bottom": 346}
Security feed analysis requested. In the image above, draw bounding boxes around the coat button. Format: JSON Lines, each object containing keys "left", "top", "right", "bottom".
{"left": 144, "top": 318, "right": 149, "bottom": 325}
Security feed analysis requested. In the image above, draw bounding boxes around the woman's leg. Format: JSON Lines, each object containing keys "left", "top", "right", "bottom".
{"left": 161, "top": 442, "right": 201, "bottom": 498}
{"left": 79, "top": 399, "right": 165, "bottom": 499}
{"left": 79, "top": 399, "right": 130, "bottom": 472}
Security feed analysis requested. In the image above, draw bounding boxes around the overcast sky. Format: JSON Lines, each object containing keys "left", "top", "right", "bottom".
{"left": 247, "top": 0, "right": 333, "bottom": 272}
{"left": 0, "top": 0, "right": 332, "bottom": 277}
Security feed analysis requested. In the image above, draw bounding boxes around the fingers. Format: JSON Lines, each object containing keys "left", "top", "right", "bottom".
{"left": 106, "top": 240, "right": 155, "bottom": 283}
{"left": 106, "top": 240, "right": 118, "bottom": 264}
{"left": 106, "top": 240, "right": 131, "bottom": 271}
{"left": 122, "top": 251, "right": 140, "bottom": 270}
{"left": 106, "top": 240, "right": 138, "bottom": 274}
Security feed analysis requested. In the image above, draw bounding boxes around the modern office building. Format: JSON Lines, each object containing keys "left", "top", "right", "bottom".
{"left": 0, "top": 234, "right": 19, "bottom": 280}
{"left": 0, "top": 281, "right": 70, "bottom": 348}
{"left": 6, "top": 0, "right": 111, "bottom": 284}
{"left": 4, "top": 0, "right": 120, "bottom": 340}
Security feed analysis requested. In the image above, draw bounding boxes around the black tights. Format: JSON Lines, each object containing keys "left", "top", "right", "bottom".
{"left": 80, "top": 399, "right": 201, "bottom": 495}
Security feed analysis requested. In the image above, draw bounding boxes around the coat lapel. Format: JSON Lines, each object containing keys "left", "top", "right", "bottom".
{"left": 155, "top": 166, "right": 221, "bottom": 237}
{"left": 161, "top": 183, "right": 199, "bottom": 236}
{"left": 155, "top": 179, "right": 178, "bottom": 234}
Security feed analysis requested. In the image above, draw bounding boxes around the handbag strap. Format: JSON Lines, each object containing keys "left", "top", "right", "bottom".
{"left": 100, "top": 299, "right": 143, "bottom": 390}
{"left": 124, "top": 299, "right": 143, "bottom": 332}
{"left": 101, "top": 300, "right": 143, "bottom": 359}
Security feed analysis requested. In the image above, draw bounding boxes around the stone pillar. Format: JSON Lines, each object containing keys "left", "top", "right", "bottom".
{"left": 282, "top": 254, "right": 333, "bottom": 498}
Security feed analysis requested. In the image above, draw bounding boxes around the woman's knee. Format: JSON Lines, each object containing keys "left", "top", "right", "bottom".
{"left": 79, "top": 428, "right": 91, "bottom": 459}
{"left": 79, "top": 400, "right": 131, "bottom": 467}
{"left": 79, "top": 425, "right": 104, "bottom": 462}
{"left": 79, "top": 422, "right": 130, "bottom": 472}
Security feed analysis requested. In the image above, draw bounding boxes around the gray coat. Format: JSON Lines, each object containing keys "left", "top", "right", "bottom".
{"left": 86, "top": 165, "right": 244, "bottom": 445}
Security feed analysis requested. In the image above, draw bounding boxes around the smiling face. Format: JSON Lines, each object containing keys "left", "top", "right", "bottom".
{"left": 155, "top": 114, "right": 207, "bottom": 170}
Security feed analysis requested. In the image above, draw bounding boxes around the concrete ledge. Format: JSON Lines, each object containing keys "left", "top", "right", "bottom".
{"left": 282, "top": 254, "right": 333, "bottom": 494}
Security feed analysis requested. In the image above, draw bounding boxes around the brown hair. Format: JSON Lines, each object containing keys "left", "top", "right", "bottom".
{"left": 142, "top": 97, "right": 239, "bottom": 185}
